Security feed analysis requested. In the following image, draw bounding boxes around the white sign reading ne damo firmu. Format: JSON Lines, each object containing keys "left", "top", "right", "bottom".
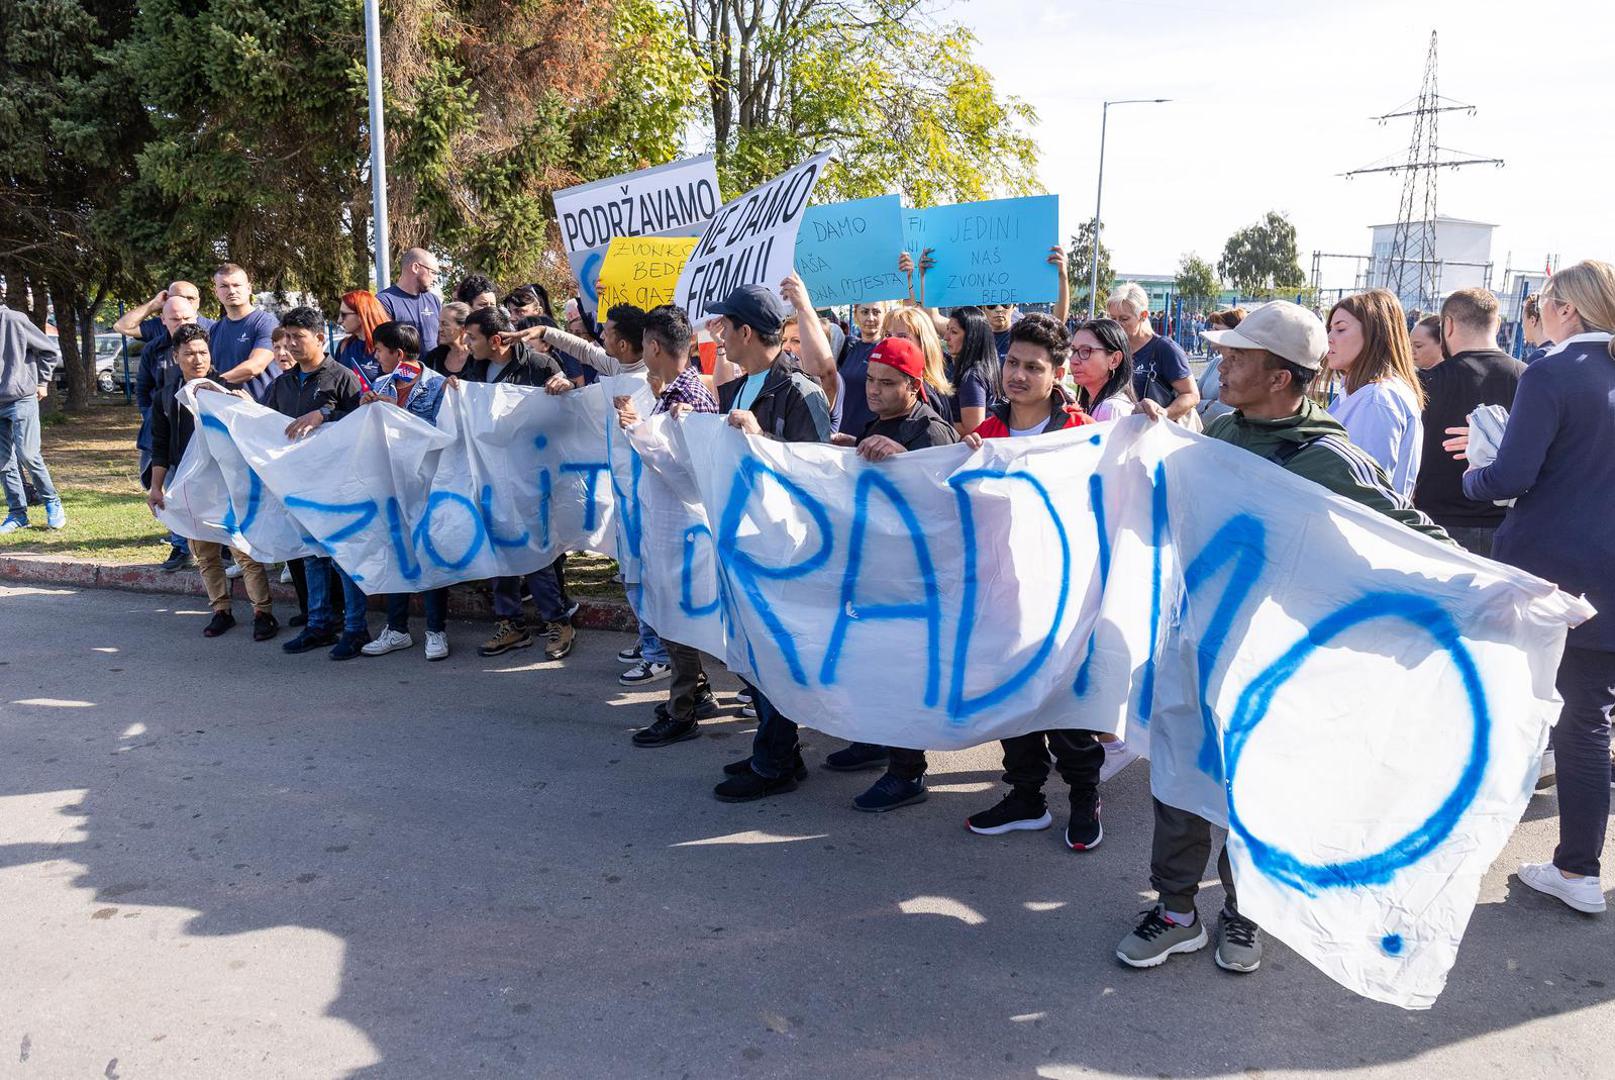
{"left": 674, "top": 153, "right": 831, "bottom": 322}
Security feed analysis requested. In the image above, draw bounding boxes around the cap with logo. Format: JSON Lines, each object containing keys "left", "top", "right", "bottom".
{"left": 706, "top": 285, "right": 791, "bottom": 337}
{"left": 1201, "top": 300, "right": 1328, "bottom": 370}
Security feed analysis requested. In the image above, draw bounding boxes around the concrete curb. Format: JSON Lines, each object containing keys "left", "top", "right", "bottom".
{"left": 0, "top": 553, "right": 638, "bottom": 633}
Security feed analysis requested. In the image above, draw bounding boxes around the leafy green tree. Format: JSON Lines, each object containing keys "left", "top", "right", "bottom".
{"left": 677, "top": 0, "right": 1039, "bottom": 205}
{"left": 1066, "top": 220, "right": 1113, "bottom": 315}
{"left": 1218, "top": 211, "right": 1306, "bottom": 295}
{"left": 1, "top": 0, "right": 152, "bottom": 408}
{"left": 1174, "top": 254, "right": 1221, "bottom": 311}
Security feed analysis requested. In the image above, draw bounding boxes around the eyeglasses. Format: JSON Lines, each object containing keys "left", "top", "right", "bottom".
{"left": 1070, "top": 344, "right": 1115, "bottom": 362}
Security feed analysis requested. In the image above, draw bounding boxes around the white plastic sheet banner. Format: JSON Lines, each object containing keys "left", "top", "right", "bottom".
{"left": 162, "top": 379, "right": 651, "bottom": 593}
{"left": 162, "top": 390, "right": 1594, "bottom": 1010}
{"left": 625, "top": 413, "right": 1592, "bottom": 1010}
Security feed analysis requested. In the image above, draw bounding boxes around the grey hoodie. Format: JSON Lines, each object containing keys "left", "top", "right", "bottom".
{"left": 0, "top": 305, "right": 61, "bottom": 404}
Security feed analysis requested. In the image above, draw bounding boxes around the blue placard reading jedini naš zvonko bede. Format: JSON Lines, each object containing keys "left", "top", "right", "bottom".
{"left": 902, "top": 194, "right": 1059, "bottom": 308}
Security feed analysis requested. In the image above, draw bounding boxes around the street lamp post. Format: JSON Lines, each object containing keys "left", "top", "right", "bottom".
{"left": 363, "top": 0, "right": 391, "bottom": 291}
{"left": 1088, "top": 98, "right": 1171, "bottom": 317}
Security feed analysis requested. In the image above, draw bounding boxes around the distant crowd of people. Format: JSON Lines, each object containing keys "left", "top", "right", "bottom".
{"left": 2, "top": 242, "right": 1611, "bottom": 973}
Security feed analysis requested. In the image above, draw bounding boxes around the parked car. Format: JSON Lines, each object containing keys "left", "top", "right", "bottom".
{"left": 53, "top": 333, "right": 135, "bottom": 393}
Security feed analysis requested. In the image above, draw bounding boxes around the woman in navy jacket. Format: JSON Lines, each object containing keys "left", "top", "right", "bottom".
{"left": 1462, "top": 260, "right": 1615, "bottom": 916}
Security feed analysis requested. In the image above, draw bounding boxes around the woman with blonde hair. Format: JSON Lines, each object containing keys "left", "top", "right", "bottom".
{"left": 1456, "top": 259, "right": 1615, "bottom": 916}
{"left": 1324, "top": 288, "right": 1426, "bottom": 497}
{"left": 882, "top": 304, "right": 955, "bottom": 422}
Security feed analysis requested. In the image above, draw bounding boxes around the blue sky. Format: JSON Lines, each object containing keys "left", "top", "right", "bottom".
{"left": 956, "top": 0, "right": 1612, "bottom": 288}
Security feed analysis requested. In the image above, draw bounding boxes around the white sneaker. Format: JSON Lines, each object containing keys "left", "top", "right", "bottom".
{"left": 279, "top": 563, "right": 293, "bottom": 584}
{"left": 617, "top": 643, "right": 643, "bottom": 663}
{"left": 1518, "top": 861, "right": 1606, "bottom": 914}
{"left": 619, "top": 660, "right": 673, "bottom": 686}
{"left": 224, "top": 561, "right": 244, "bottom": 579}
{"left": 1100, "top": 739, "right": 1141, "bottom": 783}
{"left": 361, "top": 628, "right": 414, "bottom": 657}
{"left": 424, "top": 631, "right": 449, "bottom": 661}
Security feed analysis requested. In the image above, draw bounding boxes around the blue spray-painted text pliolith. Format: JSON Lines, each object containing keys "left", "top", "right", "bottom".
{"left": 680, "top": 524, "right": 720, "bottom": 617}
{"left": 1134, "top": 462, "right": 1169, "bottom": 725}
{"left": 604, "top": 422, "right": 643, "bottom": 559}
{"left": 819, "top": 469, "right": 944, "bottom": 708}
{"left": 1223, "top": 593, "right": 1490, "bottom": 894}
{"left": 1072, "top": 471, "right": 1110, "bottom": 697}
{"left": 385, "top": 498, "right": 422, "bottom": 581}
{"left": 417, "top": 491, "right": 487, "bottom": 571}
{"left": 1180, "top": 512, "right": 1267, "bottom": 781}
{"left": 947, "top": 469, "right": 1071, "bottom": 722}
{"left": 558, "top": 462, "right": 611, "bottom": 532}
{"left": 480, "top": 484, "right": 530, "bottom": 548}
{"left": 715, "top": 458, "right": 835, "bottom": 686}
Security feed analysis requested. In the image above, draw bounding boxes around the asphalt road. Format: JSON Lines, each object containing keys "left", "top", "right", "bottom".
{"left": 1, "top": 584, "right": 1610, "bottom": 1079}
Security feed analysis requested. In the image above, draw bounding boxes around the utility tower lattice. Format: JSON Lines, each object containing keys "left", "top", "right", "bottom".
{"left": 1342, "top": 31, "right": 1503, "bottom": 311}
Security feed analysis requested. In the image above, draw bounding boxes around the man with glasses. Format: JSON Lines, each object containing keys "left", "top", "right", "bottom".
{"left": 379, "top": 248, "right": 444, "bottom": 355}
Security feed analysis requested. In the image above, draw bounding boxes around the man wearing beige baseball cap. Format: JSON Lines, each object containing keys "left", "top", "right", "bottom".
{"left": 1118, "top": 300, "right": 1455, "bottom": 975}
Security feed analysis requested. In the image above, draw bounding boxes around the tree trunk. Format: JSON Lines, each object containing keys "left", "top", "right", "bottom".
{"left": 48, "top": 280, "right": 91, "bottom": 411}
{"left": 29, "top": 278, "right": 50, "bottom": 330}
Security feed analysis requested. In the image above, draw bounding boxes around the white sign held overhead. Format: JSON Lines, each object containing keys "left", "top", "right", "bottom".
{"left": 675, "top": 153, "right": 832, "bottom": 322}
{"left": 552, "top": 156, "right": 722, "bottom": 313}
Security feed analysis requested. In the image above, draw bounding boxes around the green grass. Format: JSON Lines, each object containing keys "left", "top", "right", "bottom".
{"left": 1, "top": 403, "right": 628, "bottom": 603}
{"left": 0, "top": 404, "right": 168, "bottom": 562}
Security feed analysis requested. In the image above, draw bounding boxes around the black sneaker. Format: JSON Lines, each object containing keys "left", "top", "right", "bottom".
{"left": 966, "top": 790, "right": 1052, "bottom": 835}
{"left": 288, "top": 613, "right": 308, "bottom": 628}
{"left": 723, "top": 753, "right": 808, "bottom": 781}
{"left": 1066, "top": 794, "right": 1103, "bottom": 851}
{"left": 160, "top": 546, "right": 193, "bottom": 573}
{"left": 653, "top": 695, "right": 720, "bottom": 723}
{"left": 823, "top": 743, "right": 890, "bottom": 772}
{"left": 202, "top": 611, "right": 236, "bottom": 638}
{"left": 252, "top": 612, "right": 280, "bottom": 642}
{"left": 853, "top": 773, "right": 928, "bottom": 813}
{"left": 282, "top": 626, "right": 338, "bottom": 654}
{"left": 632, "top": 714, "right": 700, "bottom": 748}
{"left": 714, "top": 767, "right": 800, "bottom": 802}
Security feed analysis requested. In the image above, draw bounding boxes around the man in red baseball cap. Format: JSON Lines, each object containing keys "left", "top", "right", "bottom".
{"left": 819, "top": 335, "right": 959, "bottom": 811}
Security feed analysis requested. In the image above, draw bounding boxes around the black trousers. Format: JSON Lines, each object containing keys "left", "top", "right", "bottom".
{"left": 1552, "top": 646, "right": 1615, "bottom": 877}
{"left": 1150, "top": 799, "right": 1237, "bottom": 915}
{"left": 999, "top": 730, "right": 1103, "bottom": 801}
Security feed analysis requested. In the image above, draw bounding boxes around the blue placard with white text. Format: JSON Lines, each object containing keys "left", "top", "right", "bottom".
{"left": 902, "top": 195, "right": 1060, "bottom": 308}
{"left": 794, "top": 195, "right": 909, "bottom": 306}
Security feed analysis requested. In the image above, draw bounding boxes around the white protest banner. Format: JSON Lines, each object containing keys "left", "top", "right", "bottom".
{"left": 154, "top": 384, "right": 318, "bottom": 563}
{"left": 674, "top": 153, "right": 832, "bottom": 322}
{"left": 167, "top": 380, "right": 644, "bottom": 594}
{"left": 552, "top": 155, "right": 721, "bottom": 313}
{"left": 161, "top": 386, "right": 1593, "bottom": 1009}
{"left": 625, "top": 413, "right": 1590, "bottom": 1010}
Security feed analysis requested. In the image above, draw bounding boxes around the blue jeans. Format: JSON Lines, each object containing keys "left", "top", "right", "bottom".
{"left": 623, "top": 582, "right": 670, "bottom": 664}
{"left": 386, "top": 588, "right": 447, "bottom": 634}
{"left": 748, "top": 683, "right": 800, "bottom": 779}
{"left": 0, "top": 395, "right": 59, "bottom": 514}
{"left": 304, "top": 556, "right": 368, "bottom": 635}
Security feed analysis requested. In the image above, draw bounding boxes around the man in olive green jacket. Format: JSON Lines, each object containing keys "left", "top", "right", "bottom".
{"left": 1117, "top": 300, "right": 1453, "bottom": 976}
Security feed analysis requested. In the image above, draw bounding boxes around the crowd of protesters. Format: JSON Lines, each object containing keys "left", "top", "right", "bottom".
{"left": 4, "top": 235, "right": 1610, "bottom": 973}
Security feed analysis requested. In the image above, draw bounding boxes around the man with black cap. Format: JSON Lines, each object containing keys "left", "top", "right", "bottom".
{"left": 822, "top": 336, "right": 958, "bottom": 811}
{"left": 690, "top": 284, "right": 832, "bottom": 801}
{"left": 1119, "top": 300, "right": 1451, "bottom": 976}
